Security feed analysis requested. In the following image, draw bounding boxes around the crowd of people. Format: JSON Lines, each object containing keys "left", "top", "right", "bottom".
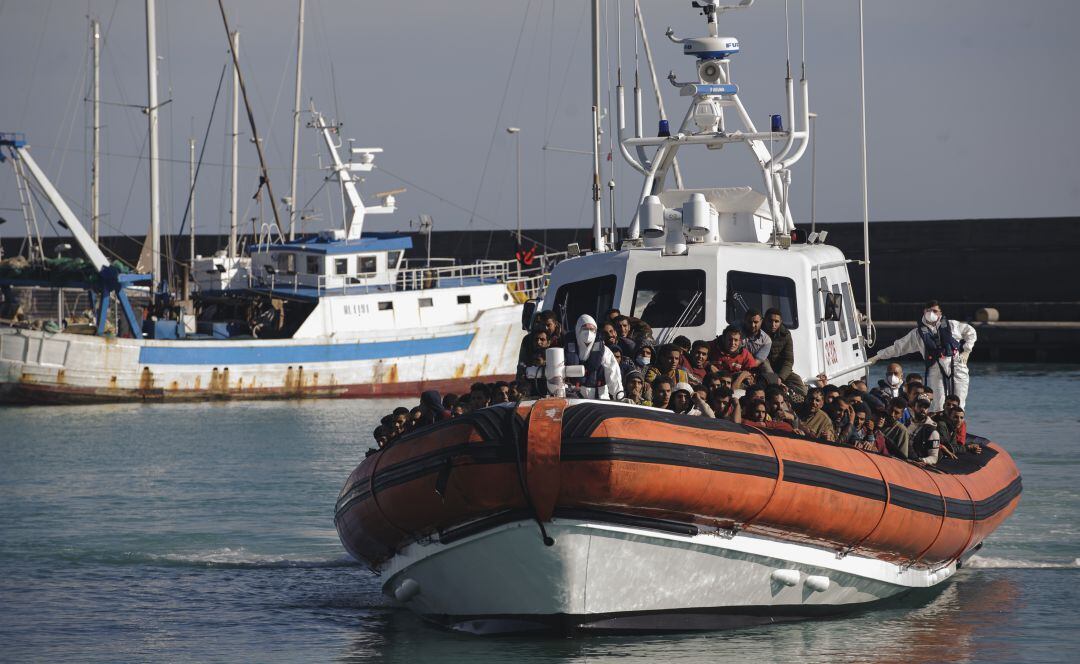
{"left": 372, "top": 301, "right": 981, "bottom": 468}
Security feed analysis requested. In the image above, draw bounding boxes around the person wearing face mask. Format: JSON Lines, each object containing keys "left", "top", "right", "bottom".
{"left": 868, "top": 362, "right": 905, "bottom": 412}
{"left": 634, "top": 339, "right": 655, "bottom": 370}
{"left": 563, "top": 314, "right": 624, "bottom": 400}
{"left": 869, "top": 300, "right": 976, "bottom": 411}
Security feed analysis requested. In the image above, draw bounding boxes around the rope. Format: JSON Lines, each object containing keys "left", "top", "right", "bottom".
{"left": 458, "top": 0, "right": 534, "bottom": 256}
{"left": 170, "top": 63, "right": 229, "bottom": 263}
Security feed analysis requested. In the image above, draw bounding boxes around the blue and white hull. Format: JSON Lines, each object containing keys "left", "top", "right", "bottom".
{"left": 0, "top": 284, "right": 524, "bottom": 403}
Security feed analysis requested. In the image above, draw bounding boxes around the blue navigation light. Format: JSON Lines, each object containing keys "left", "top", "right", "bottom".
{"left": 771, "top": 114, "right": 784, "bottom": 132}
{"left": 658, "top": 120, "right": 671, "bottom": 137}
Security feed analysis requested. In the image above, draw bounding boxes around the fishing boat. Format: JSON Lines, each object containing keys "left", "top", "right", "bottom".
{"left": 0, "top": 3, "right": 558, "bottom": 404}
{"left": 0, "top": 123, "right": 553, "bottom": 402}
{"left": 334, "top": 0, "right": 1021, "bottom": 634}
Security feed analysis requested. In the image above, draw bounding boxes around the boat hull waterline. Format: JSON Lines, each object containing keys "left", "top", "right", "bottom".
{"left": 334, "top": 398, "right": 1021, "bottom": 633}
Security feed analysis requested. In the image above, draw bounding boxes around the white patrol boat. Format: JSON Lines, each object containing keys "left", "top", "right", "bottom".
{"left": 0, "top": 112, "right": 557, "bottom": 403}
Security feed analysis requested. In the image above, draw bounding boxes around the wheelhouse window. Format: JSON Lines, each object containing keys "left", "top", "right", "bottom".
{"left": 630, "top": 269, "right": 707, "bottom": 328}
{"left": 358, "top": 255, "right": 378, "bottom": 275}
{"left": 334, "top": 258, "right": 349, "bottom": 275}
{"left": 726, "top": 270, "right": 799, "bottom": 329}
{"left": 551, "top": 275, "right": 616, "bottom": 331}
{"left": 387, "top": 250, "right": 403, "bottom": 269}
{"left": 305, "top": 255, "right": 320, "bottom": 274}
{"left": 274, "top": 252, "right": 296, "bottom": 273}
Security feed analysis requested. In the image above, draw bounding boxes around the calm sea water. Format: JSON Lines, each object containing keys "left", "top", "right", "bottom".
{"left": 1, "top": 363, "right": 1078, "bottom": 663}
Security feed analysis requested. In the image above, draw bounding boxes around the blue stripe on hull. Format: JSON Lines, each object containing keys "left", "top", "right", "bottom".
{"left": 138, "top": 333, "right": 475, "bottom": 366}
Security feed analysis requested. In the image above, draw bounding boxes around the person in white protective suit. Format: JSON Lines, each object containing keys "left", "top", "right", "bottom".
{"left": 564, "top": 314, "right": 624, "bottom": 400}
{"left": 869, "top": 300, "right": 976, "bottom": 411}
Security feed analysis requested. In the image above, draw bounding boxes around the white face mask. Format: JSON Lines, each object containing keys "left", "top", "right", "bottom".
{"left": 637, "top": 355, "right": 651, "bottom": 366}
{"left": 923, "top": 310, "right": 941, "bottom": 325}
{"left": 886, "top": 373, "right": 902, "bottom": 387}
{"left": 574, "top": 314, "right": 598, "bottom": 351}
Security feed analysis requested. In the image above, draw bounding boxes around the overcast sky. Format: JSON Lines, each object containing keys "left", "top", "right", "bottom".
{"left": 1, "top": 0, "right": 1077, "bottom": 245}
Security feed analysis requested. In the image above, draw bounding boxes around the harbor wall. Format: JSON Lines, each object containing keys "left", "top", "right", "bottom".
{"left": 4, "top": 217, "right": 1078, "bottom": 362}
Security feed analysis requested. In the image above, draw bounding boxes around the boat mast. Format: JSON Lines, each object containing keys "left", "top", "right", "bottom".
{"left": 228, "top": 30, "right": 239, "bottom": 259}
{"left": 288, "top": 0, "right": 306, "bottom": 242}
{"left": 145, "top": 0, "right": 161, "bottom": 296}
{"left": 217, "top": 0, "right": 287, "bottom": 242}
{"left": 591, "top": 0, "right": 604, "bottom": 252}
{"left": 91, "top": 18, "right": 101, "bottom": 243}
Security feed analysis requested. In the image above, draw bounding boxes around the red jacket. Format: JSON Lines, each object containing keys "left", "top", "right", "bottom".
{"left": 708, "top": 341, "right": 758, "bottom": 373}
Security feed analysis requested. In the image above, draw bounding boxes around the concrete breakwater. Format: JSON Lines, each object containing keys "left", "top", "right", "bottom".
{"left": 3, "top": 217, "right": 1077, "bottom": 362}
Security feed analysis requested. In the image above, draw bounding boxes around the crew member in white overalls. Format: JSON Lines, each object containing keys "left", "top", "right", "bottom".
{"left": 869, "top": 300, "right": 976, "bottom": 411}
{"left": 564, "top": 314, "right": 624, "bottom": 400}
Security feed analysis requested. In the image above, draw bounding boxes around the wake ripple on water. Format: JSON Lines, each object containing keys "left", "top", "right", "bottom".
{"left": 965, "top": 555, "right": 1080, "bottom": 569}
{"left": 59, "top": 546, "right": 361, "bottom": 570}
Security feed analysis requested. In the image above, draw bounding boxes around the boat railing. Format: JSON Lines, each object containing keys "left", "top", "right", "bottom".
{"left": 307, "top": 252, "right": 565, "bottom": 298}
{"left": 399, "top": 257, "right": 457, "bottom": 269}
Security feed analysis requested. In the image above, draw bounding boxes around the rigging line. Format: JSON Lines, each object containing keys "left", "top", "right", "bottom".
{"left": 544, "top": 3, "right": 589, "bottom": 144}
{"left": 103, "top": 24, "right": 142, "bottom": 147}
{"left": 52, "top": 9, "right": 90, "bottom": 180}
{"left": 785, "top": 0, "right": 791, "bottom": 71}
{"left": 18, "top": 0, "right": 52, "bottom": 130}
{"left": 543, "top": 0, "right": 555, "bottom": 251}
{"left": 170, "top": 63, "right": 229, "bottom": 263}
{"left": 512, "top": 0, "right": 545, "bottom": 122}
{"left": 457, "top": 0, "right": 534, "bottom": 256}
{"left": 117, "top": 131, "right": 149, "bottom": 237}
{"left": 377, "top": 165, "right": 558, "bottom": 253}
{"left": 296, "top": 177, "right": 329, "bottom": 218}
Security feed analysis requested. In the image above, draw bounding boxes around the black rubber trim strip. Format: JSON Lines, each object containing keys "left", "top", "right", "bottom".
{"left": 437, "top": 507, "right": 700, "bottom": 546}
{"left": 562, "top": 402, "right": 749, "bottom": 439}
{"left": 334, "top": 441, "right": 516, "bottom": 516}
{"left": 561, "top": 437, "right": 1020, "bottom": 521}
{"left": 439, "top": 509, "right": 533, "bottom": 545}
{"left": 554, "top": 507, "right": 700, "bottom": 537}
{"left": 562, "top": 436, "right": 779, "bottom": 479}
{"left": 888, "top": 484, "right": 947, "bottom": 515}
{"left": 782, "top": 460, "right": 888, "bottom": 501}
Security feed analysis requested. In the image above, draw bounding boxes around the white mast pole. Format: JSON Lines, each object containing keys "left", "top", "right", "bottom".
{"left": 189, "top": 137, "right": 196, "bottom": 264}
{"left": 145, "top": 0, "right": 161, "bottom": 295}
{"left": 229, "top": 30, "right": 240, "bottom": 259}
{"left": 288, "top": 0, "right": 305, "bottom": 242}
{"left": 591, "top": 0, "right": 604, "bottom": 252}
{"left": 857, "top": 0, "right": 873, "bottom": 345}
{"left": 91, "top": 19, "right": 101, "bottom": 243}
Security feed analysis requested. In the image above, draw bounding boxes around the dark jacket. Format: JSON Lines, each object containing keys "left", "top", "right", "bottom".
{"left": 418, "top": 390, "right": 450, "bottom": 425}
{"left": 766, "top": 325, "right": 795, "bottom": 379}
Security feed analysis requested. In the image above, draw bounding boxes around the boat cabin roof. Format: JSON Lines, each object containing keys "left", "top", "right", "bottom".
{"left": 254, "top": 232, "right": 412, "bottom": 256}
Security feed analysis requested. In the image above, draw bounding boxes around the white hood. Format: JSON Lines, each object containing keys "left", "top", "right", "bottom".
{"left": 575, "top": 314, "right": 598, "bottom": 356}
